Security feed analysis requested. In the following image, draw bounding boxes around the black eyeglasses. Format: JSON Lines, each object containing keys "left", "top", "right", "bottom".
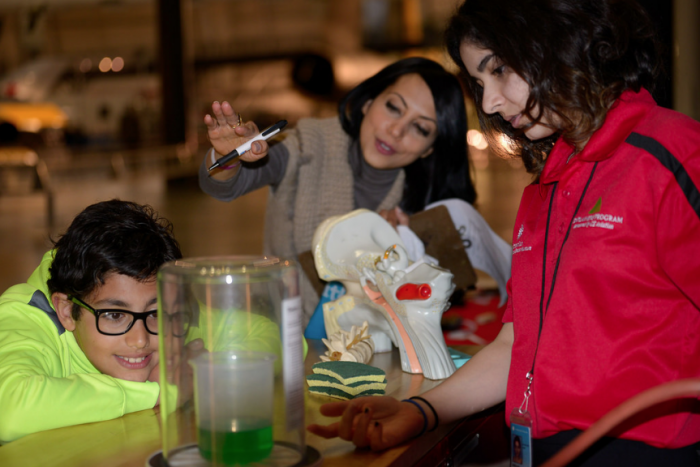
{"left": 69, "top": 295, "right": 159, "bottom": 336}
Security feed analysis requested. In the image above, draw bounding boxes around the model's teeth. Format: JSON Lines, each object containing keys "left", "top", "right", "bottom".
{"left": 119, "top": 356, "right": 146, "bottom": 363}
{"left": 380, "top": 142, "right": 391, "bottom": 151}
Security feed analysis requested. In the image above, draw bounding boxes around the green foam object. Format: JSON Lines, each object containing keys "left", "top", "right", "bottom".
{"left": 308, "top": 385, "right": 385, "bottom": 400}
{"left": 312, "top": 361, "right": 386, "bottom": 385}
{"left": 306, "top": 373, "right": 387, "bottom": 395}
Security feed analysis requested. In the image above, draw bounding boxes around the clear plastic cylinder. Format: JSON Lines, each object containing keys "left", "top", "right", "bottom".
{"left": 157, "top": 256, "right": 306, "bottom": 466}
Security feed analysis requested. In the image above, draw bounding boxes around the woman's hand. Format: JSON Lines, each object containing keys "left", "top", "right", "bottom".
{"left": 307, "top": 396, "right": 425, "bottom": 451}
{"left": 204, "top": 101, "right": 269, "bottom": 163}
{"left": 379, "top": 206, "right": 410, "bottom": 230}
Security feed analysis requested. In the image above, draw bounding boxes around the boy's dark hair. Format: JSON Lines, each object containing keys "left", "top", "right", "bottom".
{"left": 47, "top": 200, "right": 182, "bottom": 319}
{"left": 445, "top": 0, "right": 661, "bottom": 175}
{"left": 339, "top": 56, "right": 476, "bottom": 214}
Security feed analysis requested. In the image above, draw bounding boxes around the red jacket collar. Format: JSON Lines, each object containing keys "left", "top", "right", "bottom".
{"left": 538, "top": 88, "right": 656, "bottom": 195}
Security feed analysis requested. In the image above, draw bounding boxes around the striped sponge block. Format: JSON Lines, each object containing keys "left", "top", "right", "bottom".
{"left": 306, "top": 374, "right": 387, "bottom": 395}
{"left": 307, "top": 361, "right": 387, "bottom": 400}
{"left": 311, "top": 361, "right": 386, "bottom": 385}
{"left": 308, "top": 386, "right": 385, "bottom": 401}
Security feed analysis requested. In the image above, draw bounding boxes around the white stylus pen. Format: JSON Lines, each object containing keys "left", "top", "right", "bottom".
{"left": 208, "top": 119, "right": 288, "bottom": 171}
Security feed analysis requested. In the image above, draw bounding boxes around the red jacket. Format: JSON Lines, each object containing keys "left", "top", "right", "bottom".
{"left": 503, "top": 89, "right": 700, "bottom": 448}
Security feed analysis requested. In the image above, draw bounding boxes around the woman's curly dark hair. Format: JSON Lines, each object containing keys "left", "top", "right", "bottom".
{"left": 445, "top": 0, "right": 661, "bottom": 175}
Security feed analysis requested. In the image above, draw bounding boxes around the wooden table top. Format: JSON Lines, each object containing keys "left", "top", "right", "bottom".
{"left": 0, "top": 341, "right": 487, "bottom": 467}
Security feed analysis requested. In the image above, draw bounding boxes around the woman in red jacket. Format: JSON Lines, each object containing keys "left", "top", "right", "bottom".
{"left": 308, "top": 1, "right": 700, "bottom": 465}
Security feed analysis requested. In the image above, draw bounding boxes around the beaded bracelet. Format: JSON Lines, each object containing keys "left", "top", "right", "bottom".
{"left": 410, "top": 396, "right": 439, "bottom": 432}
{"left": 402, "top": 399, "right": 428, "bottom": 437}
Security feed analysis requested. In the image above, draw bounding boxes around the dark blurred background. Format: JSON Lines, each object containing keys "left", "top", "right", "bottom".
{"left": 0, "top": 0, "right": 697, "bottom": 293}
{"left": 0, "top": 0, "right": 469, "bottom": 151}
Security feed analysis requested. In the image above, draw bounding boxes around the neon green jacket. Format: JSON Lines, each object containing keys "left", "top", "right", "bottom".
{"left": 0, "top": 251, "right": 159, "bottom": 444}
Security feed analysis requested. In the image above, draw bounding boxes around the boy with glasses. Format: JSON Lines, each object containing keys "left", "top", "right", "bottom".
{"left": 0, "top": 199, "right": 182, "bottom": 443}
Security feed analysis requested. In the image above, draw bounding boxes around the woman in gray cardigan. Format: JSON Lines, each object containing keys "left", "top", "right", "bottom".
{"left": 199, "top": 57, "right": 479, "bottom": 324}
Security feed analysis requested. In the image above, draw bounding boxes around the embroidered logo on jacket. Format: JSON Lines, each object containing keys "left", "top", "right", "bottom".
{"left": 512, "top": 224, "right": 532, "bottom": 254}
{"left": 589, "top": 197, "right": 602, "bottom": 214}
{"left": 573, "top": 198, "right": 624, "bottom": 230}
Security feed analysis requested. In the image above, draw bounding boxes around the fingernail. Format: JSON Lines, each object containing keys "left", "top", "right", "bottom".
{"left": 253, "top": 142, "right": 261, "bottom": 152}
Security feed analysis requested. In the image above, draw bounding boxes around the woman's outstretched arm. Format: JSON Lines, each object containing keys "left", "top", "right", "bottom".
{"left": 307, "top": 322, "right": 513, "bottom": 450}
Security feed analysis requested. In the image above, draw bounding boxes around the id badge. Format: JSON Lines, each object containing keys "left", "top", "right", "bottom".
{"left": 510, "top": 408, "right": 532, "bottom": 467}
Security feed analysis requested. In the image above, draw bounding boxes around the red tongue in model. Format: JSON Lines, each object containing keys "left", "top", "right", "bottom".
{"left": 395, "top": 283, "right": 432, "bottom": 300}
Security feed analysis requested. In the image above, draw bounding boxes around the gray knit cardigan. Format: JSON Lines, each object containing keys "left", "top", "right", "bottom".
{"left": 265, "top": 117, "right": 406, "bottom": 322}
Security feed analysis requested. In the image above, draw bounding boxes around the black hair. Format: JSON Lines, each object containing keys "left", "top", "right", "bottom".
{"left": 47, "top": 200, "right": 182, "bottom": 318}
{"left": 445, "top": 0, "right": 660, "bottom": 175}
{"left": 339, "top": 56, "right": 476, "bottom": 213}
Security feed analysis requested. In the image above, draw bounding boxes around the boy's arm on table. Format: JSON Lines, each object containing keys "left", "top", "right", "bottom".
{"left": 186, "top": 309, "right": 308, "bottom": 363}
{"left": 0, "top": 326, "right": 158, "bottom": 443}
{"left": 308, "top": 323, "right": 513, "bottom": 450}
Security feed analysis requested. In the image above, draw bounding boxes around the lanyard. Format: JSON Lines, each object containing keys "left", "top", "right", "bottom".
{"left": 519, "top": 161, "right": 599, "bottom": 414}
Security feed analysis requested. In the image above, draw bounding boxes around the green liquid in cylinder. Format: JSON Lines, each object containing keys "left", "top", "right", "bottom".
{"left": 198, "top": 418, "right": 273, "bottom": 465}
